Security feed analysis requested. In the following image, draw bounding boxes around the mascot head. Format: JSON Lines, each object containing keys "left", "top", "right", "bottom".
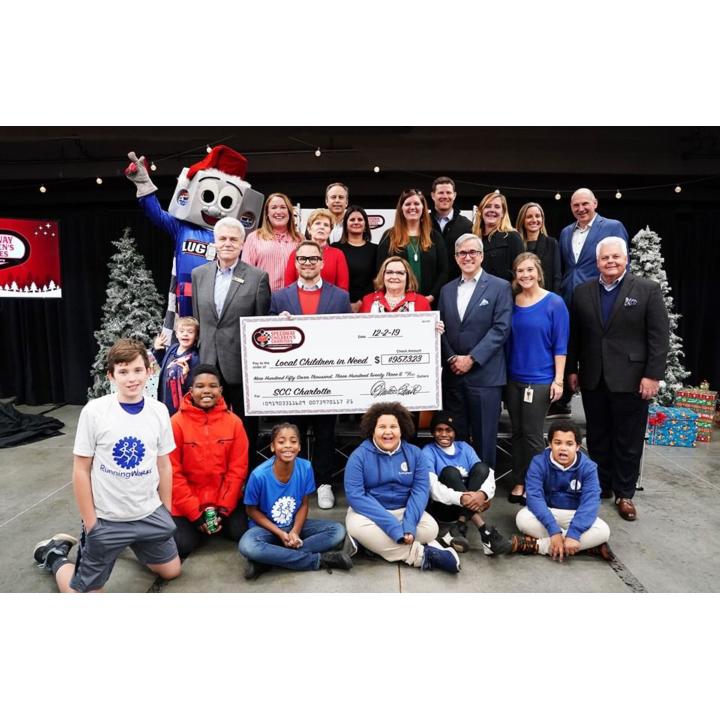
{"left": 168, "top": 145, "right": 263, "bottom": 232}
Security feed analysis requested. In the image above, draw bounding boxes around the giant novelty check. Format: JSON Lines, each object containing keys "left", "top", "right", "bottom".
{"left": 240, "top": 312, "right": 441, "bottom": 415}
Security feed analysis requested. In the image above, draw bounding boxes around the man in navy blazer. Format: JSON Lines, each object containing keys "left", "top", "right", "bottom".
{"left": 270, "top": 240, "right": 352, "bottom": 509}
{"left": 567, "top": 237, "right": 669, "bottom": 521}
{"left": 438, "top": 233, "right": 512, "bottom": 468}
{"left": 551, "top": 188, "right": 629, "bottom": 418}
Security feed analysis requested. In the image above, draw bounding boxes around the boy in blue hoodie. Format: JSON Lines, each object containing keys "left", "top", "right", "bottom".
{"left": 509, "top": 419, "right": 613, "bottom": 561}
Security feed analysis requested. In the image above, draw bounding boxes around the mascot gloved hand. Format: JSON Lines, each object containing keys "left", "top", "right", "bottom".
{"left": 125, "top": 151, "right": 158, "bottom": 197}
{"left": 124, "top": 145, "right": 264, "bottom": 341}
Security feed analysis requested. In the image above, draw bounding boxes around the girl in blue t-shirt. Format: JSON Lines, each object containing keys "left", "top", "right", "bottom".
{"left": 238, "top": 423, "right": 352, "bottom": 579}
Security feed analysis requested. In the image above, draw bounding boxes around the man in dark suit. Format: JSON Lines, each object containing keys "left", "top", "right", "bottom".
{"left": 191, "top": 217, "right": 271, "bottom": 465}
{"left": 270, "top": 240, "right": 352, "bottom": 509}
{"left": 430, "top": 176, "right": 473, "bottom": 281}
{"left": 567, "top": 237, "right": 669, "bottom": 521}
{"left": 550, "top": 188, "right": 629, "bottom": 418}
{"left": 438, "top": 233, "right": 513, "bottom": 468}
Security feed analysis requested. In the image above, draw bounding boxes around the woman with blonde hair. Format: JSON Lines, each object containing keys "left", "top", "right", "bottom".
{"left": 242, "top": 192, "right": 303, "bottom": 292}
{"left": 284, "top": 208, "right": 350, "bottom": 290}
{"left": 375, "top": 189, "right": 447, "bottom": 306}
{"left": 515, "top": 202, "right": 561, "bottom": 293}
{"left": 506, "top": 252, "right": 569, "bottom": 504}
{"left": 472, "top": 191, "right": 523, "bottom": 282}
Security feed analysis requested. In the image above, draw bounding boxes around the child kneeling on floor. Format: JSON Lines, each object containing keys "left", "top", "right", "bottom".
{"left": 509, "top": 419, "right": 613, "bottom": 562}
{"left": 239, "top": 422, "right": 352, "bottom": 579}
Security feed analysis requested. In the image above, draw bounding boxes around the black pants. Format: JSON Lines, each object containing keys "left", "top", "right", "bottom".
{"left": 290, "top": 414, "right": 337, "bottom": 487}
{"left": 172, "top": 505, "right": 248, "bottom": 559}
{"left": 581, "top": 382, "right": 649, "bottom": 499}
{"left": 427, "top": 463, "right": 490, "bottom": 523}
{"left": 220, "top": 377, "right": 259, "bottom": 471}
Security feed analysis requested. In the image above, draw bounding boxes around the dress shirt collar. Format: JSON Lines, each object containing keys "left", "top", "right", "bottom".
{"left": 459, "top": 269, "right": 483, "bottom": 284}
{"left": 599, "top": 270, "right": 627, "bottom": 291}
{"left": 297, "top": 278, "right": 323, "bottom": 291}
{"left": 573, "top": 215, "right": 597, "bottom": 233}
{"left": 216, "top": 258, "right": 239, "bottom": 275}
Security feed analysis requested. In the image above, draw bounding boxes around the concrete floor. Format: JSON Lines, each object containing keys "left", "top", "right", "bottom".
{"left": 3, "top": 401, "right": 719, "bottom": 593}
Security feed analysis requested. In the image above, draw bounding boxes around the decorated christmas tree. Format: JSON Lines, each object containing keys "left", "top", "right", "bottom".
{"left": 629, "top": 226, "right": 690, "bottom": 405}
{"left": 88, "top": 228, "right": 163, "bottom": 398}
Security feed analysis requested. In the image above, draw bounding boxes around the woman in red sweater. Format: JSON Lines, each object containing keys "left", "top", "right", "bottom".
{"left": 360, "top": 257, "right": 431, "bottom": 313}
{"left": 284, "top": 208, "right": 349, "bottom": 290}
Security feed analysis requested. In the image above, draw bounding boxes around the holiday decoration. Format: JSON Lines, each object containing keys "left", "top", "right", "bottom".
{"left": 88, "top": 229, "right": 163, "bottom": 398}
{"left": 0, "top": 218, "right": 61, "bottom": 298}
{"left": 675, "top": 386, "right": 717, "bottom": 442}
{"left": 124, "top": 145, "right": 264, "bottom": 340}
{"left": 629, "top": 226, "right": 689, "bottom": 405}
{"left": 646, "top": 404, "right": 698, "bottom": 447}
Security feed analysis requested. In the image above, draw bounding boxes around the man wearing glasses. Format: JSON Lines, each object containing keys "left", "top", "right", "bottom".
{"left": 192, "top": 217, "right": 272, "bottom": 467}
{"left": 437, "top": 233, "right": 512, "bottom": 468}
{"left": 270, "top": 241, "right": 352, "bottom": 509}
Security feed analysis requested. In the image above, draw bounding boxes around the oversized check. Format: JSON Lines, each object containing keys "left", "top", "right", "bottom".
{"left": 240, "top": 312, "right": 441, "bottom": 415}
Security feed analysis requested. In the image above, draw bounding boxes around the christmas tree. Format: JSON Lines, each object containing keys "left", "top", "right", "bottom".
{"left": 629, "top": 226, "right": 690, "bottom": 405}
{"left": 88, "top": 228, "right": 163, "bottom": 398}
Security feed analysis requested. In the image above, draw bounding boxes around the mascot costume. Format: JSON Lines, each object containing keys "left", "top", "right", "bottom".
{"left": 125, "top": 145, "right": 264, "bottom": 340}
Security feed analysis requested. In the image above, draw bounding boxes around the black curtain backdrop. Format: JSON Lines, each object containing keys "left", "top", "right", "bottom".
{"left": 1, "top": 193, "right": 718, "bottom": 405}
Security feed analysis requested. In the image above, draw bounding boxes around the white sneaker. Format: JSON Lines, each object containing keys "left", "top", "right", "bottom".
{"left": 317, "top": 484, "right": 335, "bottom": 509}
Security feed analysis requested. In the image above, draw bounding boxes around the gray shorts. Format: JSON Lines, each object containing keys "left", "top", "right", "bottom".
{"left": 70, "top": 505, "right": 178, "bottom": 592}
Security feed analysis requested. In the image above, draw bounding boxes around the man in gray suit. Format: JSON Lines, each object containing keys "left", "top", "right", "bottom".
{"left": 567, "top": 237, "right": 669, "bottom": 521}
{"left": 191, "top": 217, "right": 271, "bottom": 465}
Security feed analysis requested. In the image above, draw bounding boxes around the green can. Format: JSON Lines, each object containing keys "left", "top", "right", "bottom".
{"left": 204, "top": 507, "right": 218, "bottom": 533}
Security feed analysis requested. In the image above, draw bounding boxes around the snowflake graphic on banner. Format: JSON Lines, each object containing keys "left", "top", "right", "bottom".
{"left": 113, "top": 436, "right": 146, "bottom": 469}
{"left": 271, "top": 496, "right": 297, "bottom": 527}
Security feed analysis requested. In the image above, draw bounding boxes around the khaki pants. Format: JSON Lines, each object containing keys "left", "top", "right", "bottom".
{"left": 515, "top": 506, "right": 610, "bottom": 553}
{"left": 346, "top": 507, "right": 439, "bottom": 567}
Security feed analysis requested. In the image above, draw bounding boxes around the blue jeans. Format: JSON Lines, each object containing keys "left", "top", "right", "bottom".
{"left": 238, "top": 519, "right": 346, "bottom": 571}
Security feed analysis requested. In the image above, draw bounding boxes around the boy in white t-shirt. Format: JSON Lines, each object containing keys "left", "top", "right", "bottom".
{"left": 33, "top": 338, "right": 181, "bottom": 592}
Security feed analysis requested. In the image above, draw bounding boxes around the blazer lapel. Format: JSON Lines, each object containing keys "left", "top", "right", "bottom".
{"left": 578, "top": 215, "right": 603, "bottom": 266}
{"left": 605, "top": 273, "right": 633, "bottom": 331}
{"left": 461, "top": 273, "right": 489, "bottom": 325}
{"left": 218, "top": 263, "right": 244, "bottom": 321}
{"left": 317, "top": 285, "right": 331, "bottom": 314}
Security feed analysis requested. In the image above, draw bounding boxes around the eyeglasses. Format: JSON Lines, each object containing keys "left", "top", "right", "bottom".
{"left": 384, "top": 270, "right": 406, "bottom": 276}
{"left": 296, "top": 256, "right": 322, "bottom": 265}
{"left": 455, "top": 250, "right": 482, "bottom": 259}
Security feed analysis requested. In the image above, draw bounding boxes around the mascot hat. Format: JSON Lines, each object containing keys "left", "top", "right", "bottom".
{"left": 186, "top": 145, "right": 248, "bottom": 181}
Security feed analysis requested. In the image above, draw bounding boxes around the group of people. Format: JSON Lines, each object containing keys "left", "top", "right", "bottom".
{"left": 32, "top": 175, "right": 671, "bottom": 590}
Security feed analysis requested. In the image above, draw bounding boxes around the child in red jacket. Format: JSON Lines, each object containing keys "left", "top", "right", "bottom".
{"left": 170, "top": 364, "right": 249, "bottom": 557}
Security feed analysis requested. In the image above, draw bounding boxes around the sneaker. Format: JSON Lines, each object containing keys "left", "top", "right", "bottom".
{"left": 319, "top": 551, "right": 353, "bottom": 572}
{"left": 583, "top": 542, "right": 615, "bottom": 561}
{"left": 33, "top": 533, "right": 78, "bottom": 571}
{"left": 421, "top": 540, "right": 461, "bottom": 573}
{"left": 438, "top": 528, "right": 470, "bottom": 554}
{"left": 243, "top": 558, "right": 269, "bottom": 581}
{"left": 341, "top": 533, "right": 358, "bottom": 558}
{"left": 317, "top": 484, "right": 335, "bottom": 509}
{"left": 479, "top": 525, "right": 512, "bottom": 556}
{"left": 546, "top": 402, "right": 571, "bottom": 419}
{"left": 509, "top": 534, "right": 539, "bottom": 555}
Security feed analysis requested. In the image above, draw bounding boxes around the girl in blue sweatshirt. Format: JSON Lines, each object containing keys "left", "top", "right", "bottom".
{"left": 509, "top": 420, "right": 613, "bottom": 561}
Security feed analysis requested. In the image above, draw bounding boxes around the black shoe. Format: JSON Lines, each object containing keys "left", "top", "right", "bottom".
{"left": 243, "top": 558, "right": 269, "bottom": 580}
{"left": 33, "top": 534, "right": 78, "bottom": 572}
{"left": 547, "top": 402, "right": 571, "bottom": 419}
{"left": 508, "top": 489, "right": 527, "bottom": 505}
{"left": 438, "top": 527, "right": 470, "bottom": 554}
{"left": 479, "top": 525, "right": 512, "bottom": 556}
{"left": 319, "top": 551, "right": 353, "bottom": 572}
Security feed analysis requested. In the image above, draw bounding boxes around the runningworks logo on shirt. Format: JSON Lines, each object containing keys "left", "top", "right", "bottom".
{"left": 113, "top": 437, "right": 146, "bottom": 469}
{"left": 569, "top": 477, "right": 582, "bottom": 492}
{"left": 271, "top": 496, "right": 296, "bottom": 526}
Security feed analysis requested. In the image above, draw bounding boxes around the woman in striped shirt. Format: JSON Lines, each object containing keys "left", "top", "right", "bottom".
{"left": 242, "top": 192, "right": 303, "bottom": 292}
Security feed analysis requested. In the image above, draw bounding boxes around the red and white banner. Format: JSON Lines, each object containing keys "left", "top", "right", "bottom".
{"left": 0, "top": 218, "right": 61, "bottom": 298}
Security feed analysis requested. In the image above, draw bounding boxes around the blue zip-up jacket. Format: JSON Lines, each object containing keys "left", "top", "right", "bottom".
{"left": 525, "top": 448, "right": 600, "bottom": 541}
{"left": 344, "top": 439, "right": 430, "bottom": 543}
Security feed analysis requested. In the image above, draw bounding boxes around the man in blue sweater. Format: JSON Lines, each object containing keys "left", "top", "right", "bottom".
{"left": 509, "top": 420, "right": 613, "bottom": 561}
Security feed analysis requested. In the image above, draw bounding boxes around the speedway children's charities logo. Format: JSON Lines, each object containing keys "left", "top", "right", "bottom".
{"left": 251, "top": 326, "right": 305, "bottom": 353}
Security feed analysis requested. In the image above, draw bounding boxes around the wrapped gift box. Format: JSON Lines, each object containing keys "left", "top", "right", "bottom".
{"left": 675, "top": 387, "right": 716, "bottom": 442}
{"left": 646, "top": 404, "right": 698, "bottom": 447}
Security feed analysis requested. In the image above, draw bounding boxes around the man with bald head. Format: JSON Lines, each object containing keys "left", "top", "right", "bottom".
{"left": 566, "top": 237, "right": 669, "bottom": 522}
{"left": 549, "top": 188, "right": 629, "bottom": 417}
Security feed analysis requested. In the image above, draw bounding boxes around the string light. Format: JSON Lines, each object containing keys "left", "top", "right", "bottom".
{"left": 315, "top": 148, "right": 322, "bottom": 157}
{"left": 615, "top": 190, "right": 622, "bottom": 199}
{"left": 150, "top": 162, "right": 157, "bottom": 171}
{"left": 373, "top": 165, "right": 380, "bottom": 173}
{"left": 39, "top": 185, "right": 46, "bottom": 193}
{"left": 206, "top": 145, "right": 212, "bottom": 153}
{"left": 675, "top": 185, "right": 682, "bottom": 193}
{"left": 555, "top": 193, "right": 562, "bottom": 200}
